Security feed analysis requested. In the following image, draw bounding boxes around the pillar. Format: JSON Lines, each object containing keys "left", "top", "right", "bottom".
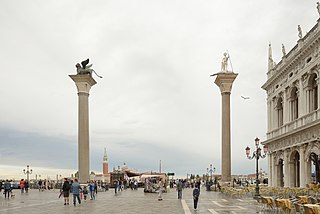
{"left": 268, "top": 153, "right": 273, "bottom": 187}
{"left": 70, "top": 74, "right": 97, "bottom": 183}
{"left": 214, "top": 72, "right": 238, "bottom": 182}
{"left": 299, "top": 145, "right": 306, "bottom": 187}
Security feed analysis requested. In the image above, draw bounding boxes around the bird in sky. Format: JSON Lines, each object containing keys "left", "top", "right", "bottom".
{"left": 241, "top": 96, "right": 250, "bottom": 100}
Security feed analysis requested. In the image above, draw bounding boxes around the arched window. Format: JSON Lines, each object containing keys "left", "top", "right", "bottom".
{"left": 276, "top": 97, "right": 283, "bottom": 127}
{"left": 290, "top": 87, "right": 299, "bottom": 121}
{"left": 307, "top": 73, "right": 318, "bottom": 112}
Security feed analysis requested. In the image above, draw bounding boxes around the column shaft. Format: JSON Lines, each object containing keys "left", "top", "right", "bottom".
{"left": 78, "top": 92, "right": 90, "bottom": 183}
{"left": 221, "top": 92, "right": 231, "bottom": 182}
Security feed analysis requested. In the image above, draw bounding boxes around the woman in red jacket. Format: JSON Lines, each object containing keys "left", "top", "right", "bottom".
{"left": 20, "top": 179, "right": 25, "bottom": 193}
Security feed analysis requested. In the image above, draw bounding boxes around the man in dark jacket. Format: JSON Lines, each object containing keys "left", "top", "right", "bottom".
{"left": 4, "top": 180, "right": 11, "bottom": 199}
{"left": 193, "top": 184, "right": 200, "bottom": 210}
{"left": 62, "top": 178, "right": 70, "bottom": 205}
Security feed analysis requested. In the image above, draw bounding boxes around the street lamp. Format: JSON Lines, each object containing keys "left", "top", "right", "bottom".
{"left": 245, "top": 137, "right": 267, "bottom": 198}
{"left": 23, "top": 165, "right": 33, "bottom": 181}
{"left": 207, "top": 164, "right": 216, "bottom": 182}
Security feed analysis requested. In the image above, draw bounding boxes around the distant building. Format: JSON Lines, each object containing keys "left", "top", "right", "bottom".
{"left": 262, "top": 15, "right": 320, "bottom": 187}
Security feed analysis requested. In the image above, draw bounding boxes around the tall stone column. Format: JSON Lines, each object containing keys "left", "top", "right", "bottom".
{"left": 214, "top": 72, "right": 238, "bottom": 182}
{"left": 299, "top": 145, "right": 306, "bottom": 187}
{"left": 70, "top": 75, "right": 97, "bottom": 183}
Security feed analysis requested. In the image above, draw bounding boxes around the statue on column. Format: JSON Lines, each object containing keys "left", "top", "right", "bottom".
{"left": 298, "top": 25, "right": 303, "bottom": 39}
{"left": 75, "top": 58, "right": 103, "bottom": 78}
{"left": 221, "top": 52, "right": 230, "bottom": 72}
{"left": 317, "top": 2, "right": 320, "bottom": 16}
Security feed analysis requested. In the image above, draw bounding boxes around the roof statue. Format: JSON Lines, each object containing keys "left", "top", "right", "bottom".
{"left": 317, "top": 2, "right": 320, "bottom": 16}
{"left": 298, "top": 25, "right": 303, "bottom": 39}
{"left": 282, "top": 44, "right": 286, "bottom": 57}
{"left": 75, "top": 58, "right": 103, "bottom": 78}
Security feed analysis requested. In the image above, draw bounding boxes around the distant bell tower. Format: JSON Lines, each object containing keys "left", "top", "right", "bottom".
{"left": 103, "top": 148, "right": 109, "bottom": 175}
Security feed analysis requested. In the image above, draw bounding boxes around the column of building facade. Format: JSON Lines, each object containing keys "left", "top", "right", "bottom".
{"left": 306, "top": 155, "right": 312, "bottom": 184}
{"left": 283, "top": 149, "right": 290, "bottom": 187}
{"left": 273, "top": 154, "right": 278, "bottom": 186}
{"left": 283, "top": 90, "right": 288, "bottom": 125}
{"left": 317, "top": 76, "right": 320, "bottom": 110}
{"left": 299, "top": 144, "right": 306, "bottom": 187}
{"left": 267, "top": 100, "right": 271, "bottom": 131}
{"left": 298, "top": 79, "right": 303, "bottom": 117}
{"left": 272, "top": 98, "right": 276, "bottom": 130}
{"left": 268, "top": 153, "right": 273, "bottom": 187}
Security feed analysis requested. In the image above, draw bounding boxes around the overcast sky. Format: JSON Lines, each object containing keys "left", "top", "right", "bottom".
{"left": 0, "top": 0, "right": 318, "bottom": 179}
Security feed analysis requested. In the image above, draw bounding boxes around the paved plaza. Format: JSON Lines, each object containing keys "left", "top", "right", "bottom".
{"left": 0, "top": 187, "right": 261, "bottom": 214}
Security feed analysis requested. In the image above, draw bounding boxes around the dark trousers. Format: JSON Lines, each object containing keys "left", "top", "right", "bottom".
{"left": 178, "top": 190, "right": 182, "bottom": 199}
{"left": 193, "top": 197, "right": 199, "bottom": 209}
{"left": 4, "top": 190, "right": 10, "bottom": 198}
{"left": 73, "top": 194, "right": 81, "bottom": 205}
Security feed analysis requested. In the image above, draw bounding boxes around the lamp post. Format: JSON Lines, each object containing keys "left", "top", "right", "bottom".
{"left": 206, "top": 164, "right": 216, "bottom": 182}
{"left": 206, "top": 164, "right": 216, "bottom": 191}
{"left": 23, "top": 165, "right": 33, "bottom": 181}
{"left": 245, "top": 137, "right": 267, "bottom": 198}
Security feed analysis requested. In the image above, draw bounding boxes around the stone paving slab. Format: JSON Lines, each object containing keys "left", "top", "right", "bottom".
{"left": 0, "top": 188, "right": 262, "bottom": 214}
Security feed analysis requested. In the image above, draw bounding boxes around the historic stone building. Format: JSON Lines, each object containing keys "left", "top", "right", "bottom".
{"left": 262, "top": 18, "right": 320, "bottom": 187}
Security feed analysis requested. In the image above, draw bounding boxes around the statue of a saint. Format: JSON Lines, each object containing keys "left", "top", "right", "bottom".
{"left": 75, "top": 58, "right": 102, "bottom": 78}
{"left": 298, "top": 25, "right": 302, "bottom": 39}
{"left": 282, "top": 44, "right": 286, "bottom": 57}
{"left": 221, "top": 52, "right": 229, "bottom": 72}
{"left": 317, "top": 2, "right": 320, "bottom": 16}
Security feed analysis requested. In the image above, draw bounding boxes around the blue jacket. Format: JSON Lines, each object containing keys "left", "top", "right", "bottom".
{"left": 71, "top": 182, "right": 81, "bottom": 194}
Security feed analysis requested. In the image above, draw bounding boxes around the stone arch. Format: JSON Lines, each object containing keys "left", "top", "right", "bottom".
{"left": 289, "top": 149, "right": 300, "bottom": 187}
{"left": 288, "top": 86, "right": 299, "bottom": 120}
{"left": 276, "top": 96, "right": 284, "bottom": 127}
{"left": 306, "top": 142, "right": 320, "bottom": 183}
{"left": 306, "top": 72, "right": 318, "bottom": 112}
{"left": 305, "top": 142, "right": 320, "bottom": 161}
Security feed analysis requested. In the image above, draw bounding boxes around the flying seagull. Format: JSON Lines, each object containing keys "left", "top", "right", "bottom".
{"left": 241, "top": 96, "right": 250, "bottom": 100}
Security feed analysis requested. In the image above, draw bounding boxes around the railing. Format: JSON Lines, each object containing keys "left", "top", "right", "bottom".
{"left": 267, "top": 109, "right": 320, "bottom": 139}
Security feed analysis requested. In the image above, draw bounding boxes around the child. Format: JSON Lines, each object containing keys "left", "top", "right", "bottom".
{"left": 82, "top": 186, "right": 88, "bottom": 201}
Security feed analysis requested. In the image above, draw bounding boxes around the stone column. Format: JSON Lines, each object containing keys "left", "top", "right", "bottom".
{"left": 214, "top": 72, "right": 238, "bottom": 182}
{"left": 268, "top": 153, "right": 273, "bottom": 187}
{"left": 70, "top": 75, "right": 97, "bottom": 183}
{"left": 284, "top": 149, "right": 290, "bottom": 187}
{"left": 299, "top": 145, "right": 306, "bottom": 187}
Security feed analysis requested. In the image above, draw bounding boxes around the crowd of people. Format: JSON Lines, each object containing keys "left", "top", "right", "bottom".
{"left": 0, "top": 177, "right": 204, "bottom": 211}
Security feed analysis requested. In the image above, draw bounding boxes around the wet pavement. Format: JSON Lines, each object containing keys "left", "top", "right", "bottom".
{"left": 0, "top": 187, "right": 261, "bottom": 214}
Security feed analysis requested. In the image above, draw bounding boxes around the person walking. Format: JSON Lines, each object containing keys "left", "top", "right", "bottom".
{"left": 20, "top": 179, "right": 24, "bottom": 193}
{"left": 193, "top": 184, "right": 200, "bottom": 211}
{"left": 71, "top": 178, "right": 82, "bottom": 206}
{"left": 89, "top": 181, "right": 95, "bottom": 200}
{"left": 177, "top": 179, "right": 183, "bottom": 199}
{"left": 158, "top": 179, "right": 164, "bottom": 201}
{"left": 82, "top": 186, "right": 88, "bottom": 201}
{"left": 24, "top": 180, "right": 29, "bottom": 193}
{"left": 94, "top": 181, "right": 98, "bottom": 196}
{"left": 38, "top": 179, "right": 43, "bottom": 192}
{"left": 4, "top": 180, "right": 11, "bottom": 199}
{"left": 62, "top": 178, "right": 70, "bottom": 205}
{"left": 113, "top": 179, "right": 118, "bottom": 194}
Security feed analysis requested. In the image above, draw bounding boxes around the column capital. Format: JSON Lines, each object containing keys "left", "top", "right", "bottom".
{"left": 69, "top": 74, "right": 97, "bottom": 94}
{"left": 214, "top": 72, "right": 238, "bottom": 94}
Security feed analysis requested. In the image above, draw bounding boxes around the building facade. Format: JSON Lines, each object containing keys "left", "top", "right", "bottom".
{"left": 262, "top": 18, "right": 320, "bottom": 187}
